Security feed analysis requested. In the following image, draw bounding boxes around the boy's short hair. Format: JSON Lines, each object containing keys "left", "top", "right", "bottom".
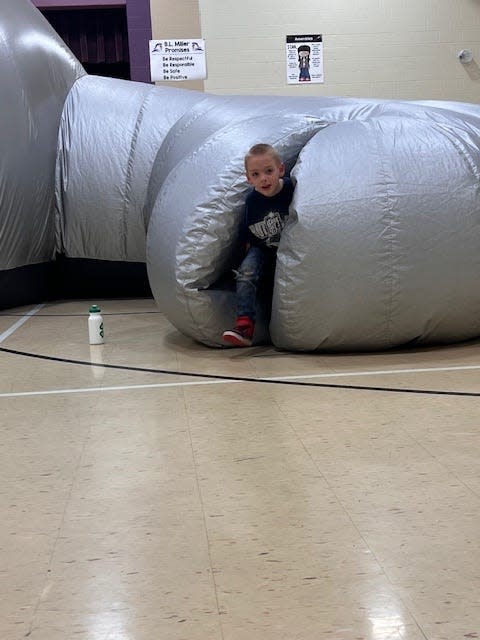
{"left": 244, "top": 143, "right": 282, "bottom": 171}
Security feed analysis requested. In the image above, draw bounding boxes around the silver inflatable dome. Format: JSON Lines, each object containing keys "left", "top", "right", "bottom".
{"left": 1, "top": 0, "right": 203, "bottom": 304}
{"left": 0, "top": 0, "right": 84, "bottom": 304}
{"left": 146, "top": 96, "right": 480, "bottom": 351}
{"left": 3, "top": 0, "right": 480, "bottom": 351}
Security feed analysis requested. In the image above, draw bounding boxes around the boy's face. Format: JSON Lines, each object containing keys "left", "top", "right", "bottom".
{"left": 246, "top": 152, "right": 285, "bottom": 197}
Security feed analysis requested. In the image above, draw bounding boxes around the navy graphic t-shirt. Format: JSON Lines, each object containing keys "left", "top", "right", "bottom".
{"left": 244, "top": 177, "right": 295, "bottom": 250}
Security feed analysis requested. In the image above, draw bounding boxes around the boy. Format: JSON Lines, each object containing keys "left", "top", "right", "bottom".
{"left": 222, "top": 143, "right": 295, "bottom": 347}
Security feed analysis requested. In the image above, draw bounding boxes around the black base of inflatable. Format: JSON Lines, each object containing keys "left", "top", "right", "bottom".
{"left": 55, "top": 256, "right": 151, "bottom": 299}
{"left": 0, "top": 262, "right": 57, "bottom": 311}
{"left": 0, "top": 256, "right": 151, "bottom": 310}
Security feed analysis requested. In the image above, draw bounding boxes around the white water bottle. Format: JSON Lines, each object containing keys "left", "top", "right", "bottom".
{"left": 88, "top": 304, "right": 104, "bottom": 344}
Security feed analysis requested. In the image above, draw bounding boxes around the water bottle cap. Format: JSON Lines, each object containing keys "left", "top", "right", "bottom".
{"left": 89, "top": 304, "right": 101, "bottom": 313}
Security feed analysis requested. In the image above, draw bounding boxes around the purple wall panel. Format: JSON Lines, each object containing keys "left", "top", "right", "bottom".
{"left": 125, "top": 1, "right": 152, "bottom": 82}
{"left": 33, "top": 1, "right": 125, "bottom": 6}
{"left": 32, "top": 0, "right": 152, "bottom": 83}
{"left": 124, "top": 0, "right": 150, "bottom": 28}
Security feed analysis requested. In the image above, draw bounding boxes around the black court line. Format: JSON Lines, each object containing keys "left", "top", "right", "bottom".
{"left": 1, "top": 346, "right": 479, "bottom": 398}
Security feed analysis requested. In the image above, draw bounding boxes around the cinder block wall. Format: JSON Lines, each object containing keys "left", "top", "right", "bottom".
{"left": 152, "top": 0, "right": 480, "bottom": 100}
{"left": 150, "top": 0, "right": 204, "bottom": 90}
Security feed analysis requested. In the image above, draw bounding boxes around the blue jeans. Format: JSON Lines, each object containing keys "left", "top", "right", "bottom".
{"left": 235, "top": 245, "right": 275, "bottom": 322}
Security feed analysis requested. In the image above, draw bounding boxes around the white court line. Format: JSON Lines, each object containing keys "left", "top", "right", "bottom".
{"left": 0, "top": 380, "right": 234, "bottom": 398}
{"left": 266, "top": 364, "right": 480, "bottom": 380}
{"left": 0, "top": 303, "right": 45, "bottom": 344}
{"left": 1, "top": 362, "right": 480, "bottom": 398}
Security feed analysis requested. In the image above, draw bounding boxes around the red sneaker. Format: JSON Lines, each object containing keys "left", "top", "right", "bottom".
{"left": 222, "top": 316, "right": 255, "bottom": 347}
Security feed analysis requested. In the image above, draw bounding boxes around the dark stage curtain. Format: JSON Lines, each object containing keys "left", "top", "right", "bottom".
{"left": 42, "top": 7, "right": 129, "bottom": 65}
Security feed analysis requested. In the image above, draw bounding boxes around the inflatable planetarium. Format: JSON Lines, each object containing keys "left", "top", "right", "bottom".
{"left": 2, "top": 0, "right": 480, "bottom": 351}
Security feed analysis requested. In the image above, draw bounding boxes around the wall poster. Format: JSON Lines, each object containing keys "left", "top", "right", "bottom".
{"left": 150, "top": 39, "right": 206, "bottom": 82}
{"left": 286, "top": 34, "right": 324, "bottom": 85}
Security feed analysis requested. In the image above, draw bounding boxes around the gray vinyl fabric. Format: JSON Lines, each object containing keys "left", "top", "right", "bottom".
{"left": 55, "top": 76, "right": 203, "bottom": 262}
{"left": 147, "top": 97, "right": 480, "bottom": 351}
{"left": 0, "top": 0, "right": 84, "bottom": 272}
{"left": 273, "top": 110, "right": 480, "bottom": 350}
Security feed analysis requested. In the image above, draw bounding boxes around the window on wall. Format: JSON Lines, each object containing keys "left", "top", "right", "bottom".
{"left": 40, "top": 7, "right": 131, "bottom": 80}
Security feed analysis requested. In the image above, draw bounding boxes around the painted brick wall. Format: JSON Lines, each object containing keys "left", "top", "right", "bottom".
{"left": 197, "top": 0, "right": 480, "bottom": 101}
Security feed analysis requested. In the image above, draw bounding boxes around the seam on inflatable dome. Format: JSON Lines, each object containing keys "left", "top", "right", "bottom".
{"left": 120, "top": 87, "right": 154, "bottom": 260}
{"left": 435, "top": 122, "right": 480, "bottom": 183}
{"left": 373, "top": 123, "right": 396, "bottom": 345}
{"left": 157, "top": 97, "right": 224, "bottom": 173}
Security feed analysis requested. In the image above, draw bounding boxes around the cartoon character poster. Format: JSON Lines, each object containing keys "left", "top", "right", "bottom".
{"left": 286, "top": 35, "right": 324, "bottom": 85}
